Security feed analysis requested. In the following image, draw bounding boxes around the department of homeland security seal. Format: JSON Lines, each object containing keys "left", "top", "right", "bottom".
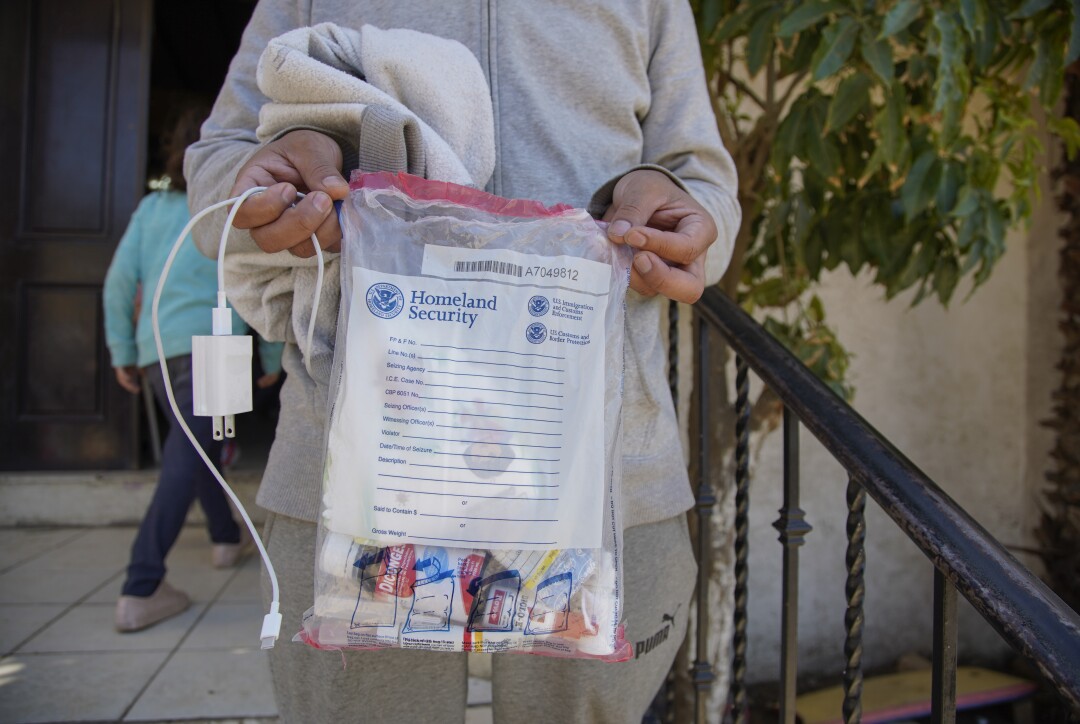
{"left": 528, "top": 295, "right": 550, "bottom": 317}
{"left": 366, "top": 283, "right": 404, "bottom": 319}
{"left": 526, "top": 322, "right": 547, "bottom": 344}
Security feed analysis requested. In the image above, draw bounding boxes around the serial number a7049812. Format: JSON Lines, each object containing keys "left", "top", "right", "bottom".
{"left": 525, "top": 265, "right": 579, "bottom": 281}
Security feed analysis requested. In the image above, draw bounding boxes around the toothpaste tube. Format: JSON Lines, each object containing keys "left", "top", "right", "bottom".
{"left": 317, "top": 533, "right": 421, "bottom": 604}
{"left": 316, "top": 533, "right": 404, "bottom": 627}
{"left": 490, "top": 549, "right": 560, "bottom": 589}
{"left": 318, "top": 531, "right": 381, "bottom": 581}
{"left": 316, "top": 539, "right": 422, "bottom": 631}
{"left": 524, "top": 570, "right": 573, "bottom": 635}
{"left": 539, "top": 548, "right": 596, "bottom": 598}
{"left": 564, "top": 551, "right": 617, "bottom": 656}
{"left": 313, "top": 588, "right": 402, "bottom": 632}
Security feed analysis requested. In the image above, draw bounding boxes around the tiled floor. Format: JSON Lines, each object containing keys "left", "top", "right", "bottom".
{"left": 0, "top": 526, "right": 493, "bottom": 723}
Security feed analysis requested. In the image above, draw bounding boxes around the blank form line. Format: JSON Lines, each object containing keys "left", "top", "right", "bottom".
{"left": 379, "top": 474, "right": 558, "bottom": 487}
{"left": 418, "top": 395, "right": 563, "bottom": 411}
{"left": 421, "top": 343, "right": 564, "bottom": 361}
{"left": 439, "top": 424, "right": 562, "bottom": 436}
{"left": 425, "top": 410, "right": 557, "bottom": 427}
{"left": 425, "top": 383, "right": 563, "bottom": 399}
{"left": 410, "top": 536, "right": 557, "bottom": 546}
{"left": 378, "top": 486, "right": 558, "bottom": 501}
{"left": 402, "top": 435, "right": 562, "bottom": 450}
{"left": 419, "top": 356, "right": 563, "bottom": 373}
{"left": 428, "top": 410, "right": 559, "bottom": 424}
{"left": 410, "top": 463, "right": 559, "bottom": 475}
{"left": 428, "top": 370, "right": 563, "bottom": 385}
{"left": 420, "top": 513, "right": 558, "bottom": 523}
{"left": 416, "top": 451, "right": 560, "bottom": 462}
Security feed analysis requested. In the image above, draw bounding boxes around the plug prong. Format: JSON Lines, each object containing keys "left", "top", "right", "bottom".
{"left": 213, "top": 416, "right": 224, "bottom": 440}
{"left": 224, "top": 414, "right": 236, "bottom": 439}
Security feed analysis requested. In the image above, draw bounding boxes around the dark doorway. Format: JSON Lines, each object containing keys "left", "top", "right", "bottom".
{"left": 0, "top": 0, "right": 260, "bottom": 471}
{"left": 146, "top": 1, "right": 256, "bottom": 181}
{"left": 140, "top": 1, "right": 275, "bottom": 472}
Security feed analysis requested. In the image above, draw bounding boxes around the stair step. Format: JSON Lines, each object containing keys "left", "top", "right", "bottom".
{"left": 0, "top": 470, "right": 265, "bottom": 527}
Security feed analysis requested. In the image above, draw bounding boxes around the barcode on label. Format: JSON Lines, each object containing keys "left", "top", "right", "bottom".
{"left": 453, "top": 259, "right": 523, "bottom": 278}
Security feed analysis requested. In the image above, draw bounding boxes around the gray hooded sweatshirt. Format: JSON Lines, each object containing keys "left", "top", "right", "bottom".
{"left": 185, "top": 0, "right": 740, "bottom": 530}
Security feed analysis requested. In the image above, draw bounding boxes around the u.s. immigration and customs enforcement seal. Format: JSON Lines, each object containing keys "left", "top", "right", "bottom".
{"left": 528, "top": 295, "right": 550, "bottom": 317}
{"left": 526, "top": 322, "right": 547, "bottom": 344}
{"left": 366, "top": 283, "right": 404, "bottom": 319}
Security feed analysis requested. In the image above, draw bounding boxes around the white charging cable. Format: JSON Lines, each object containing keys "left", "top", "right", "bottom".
{"left": 151, "top": 187, "right": 328, "bottom": 648}
{"left": 217, "top": 188, "right": 326, "bottom": 371}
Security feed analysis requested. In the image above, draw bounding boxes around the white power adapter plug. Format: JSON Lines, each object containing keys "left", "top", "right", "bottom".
{"left": 192, "top": 299, "right": 253, "bottom": 440}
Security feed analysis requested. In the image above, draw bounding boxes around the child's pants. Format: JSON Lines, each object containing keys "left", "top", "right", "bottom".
{"left": 122, "top": 355, "right": 241, "bottom": 597}
{"left": 260, "top": 511, "right": 697, "bottom": 723}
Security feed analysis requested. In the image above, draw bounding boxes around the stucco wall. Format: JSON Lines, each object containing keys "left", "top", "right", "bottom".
{"left": 731, "top": 145, "right": 1066, "bottom": 683}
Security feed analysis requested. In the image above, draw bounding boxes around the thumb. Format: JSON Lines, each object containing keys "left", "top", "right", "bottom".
{"left": 295, "top": 157, "right": 349, "bottom": 201}
{"left": 605, "top": 174, "right": 661, "bottom": 244}
{"left": 606, "top": 197, "right": 654, "bottom": 244}
{"left": 280, "top": 130, "right": 350, "bottom": 200}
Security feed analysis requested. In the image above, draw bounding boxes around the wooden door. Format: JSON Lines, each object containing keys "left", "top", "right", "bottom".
{"left": 0, "top": 0, "right": 152, "bottom": 470}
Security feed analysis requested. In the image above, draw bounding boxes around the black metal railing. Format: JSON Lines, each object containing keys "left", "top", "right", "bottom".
{"left": 667, "top": 289, "right": 1080, "bottom": 724}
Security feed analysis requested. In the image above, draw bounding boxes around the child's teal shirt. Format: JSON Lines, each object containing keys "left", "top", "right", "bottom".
{"left": 103, "top": 190, "right": 282, "bottom": 373}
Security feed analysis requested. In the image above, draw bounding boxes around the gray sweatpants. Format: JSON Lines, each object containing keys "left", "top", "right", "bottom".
{"left": 261, "top": 512, "right": 696, "bottom": 724}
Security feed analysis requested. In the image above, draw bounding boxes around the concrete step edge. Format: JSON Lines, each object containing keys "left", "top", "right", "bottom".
{"left": 0, "top": 469, "right": 265, "bottom": 527}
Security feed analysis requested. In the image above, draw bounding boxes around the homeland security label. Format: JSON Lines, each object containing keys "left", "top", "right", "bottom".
{"left": 323, "top": 247, "right": 613, "bottom": 550}
{"left": 402, "top": 289, "right": 497, "bottom": 329}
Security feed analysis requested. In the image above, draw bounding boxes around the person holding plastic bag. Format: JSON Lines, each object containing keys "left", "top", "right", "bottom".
{"left": 185, "top": 2, "right": 739, "bottom": 721}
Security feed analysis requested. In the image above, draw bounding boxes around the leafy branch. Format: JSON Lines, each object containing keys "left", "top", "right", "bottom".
{"left": 694, "top": 0, "right": 1080, "bottom": 398}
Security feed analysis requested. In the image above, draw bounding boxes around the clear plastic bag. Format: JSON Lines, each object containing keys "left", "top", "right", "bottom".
{"left": 299, "top": 172, "right": 632, "bottom": 660}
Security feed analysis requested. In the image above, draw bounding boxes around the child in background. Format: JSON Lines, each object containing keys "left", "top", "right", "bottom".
{"left": 103, "top": 107, "right": 283, "bottom": 632}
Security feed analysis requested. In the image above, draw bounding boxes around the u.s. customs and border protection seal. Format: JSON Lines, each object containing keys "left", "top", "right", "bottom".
{"left": 526, "top": 322, "right": 547, "bottom": 344}
{"left": 366, "top": 283, "right": 404, "bottom": 319}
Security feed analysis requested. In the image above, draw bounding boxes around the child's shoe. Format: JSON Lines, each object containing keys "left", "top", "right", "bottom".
{"left": 114, "top": 581, "right": 190, "bottom": 632}
{"left": 212, "top": 525, "right": 253, "bottom": 569}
